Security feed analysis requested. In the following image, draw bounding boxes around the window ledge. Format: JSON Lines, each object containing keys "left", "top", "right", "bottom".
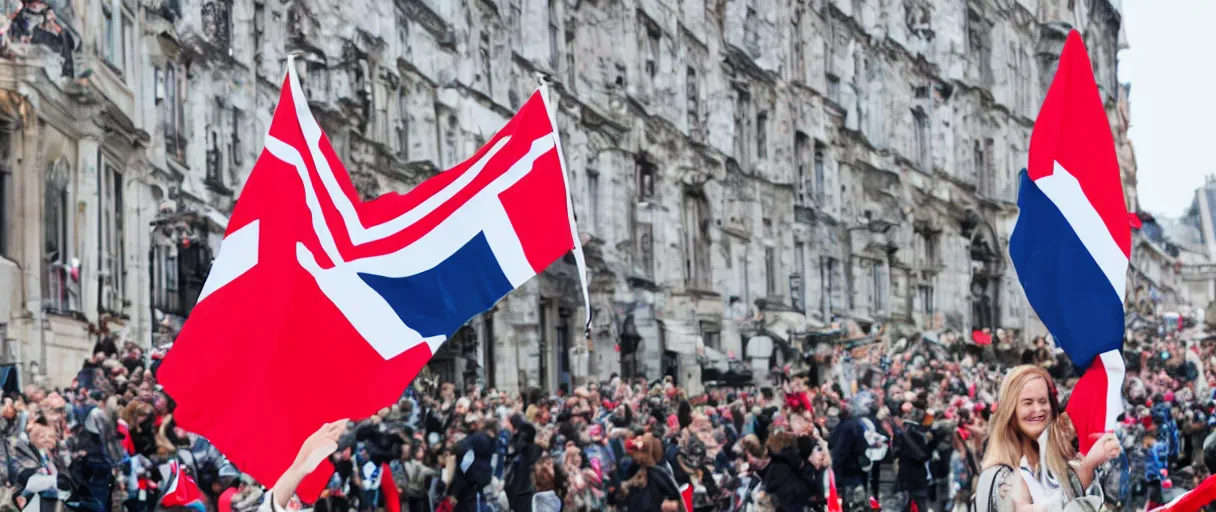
{"left": 43, "top": 308, "right": 87, "bottom": 323}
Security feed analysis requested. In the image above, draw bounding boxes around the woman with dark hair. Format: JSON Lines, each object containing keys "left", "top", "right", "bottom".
{"left": 619, "top": 434, "right": 681, "bottom": 512}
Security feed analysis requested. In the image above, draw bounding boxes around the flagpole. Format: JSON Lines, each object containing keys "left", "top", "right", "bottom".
{"left": 536, "top": 76, "right": 594, "bottom": 340}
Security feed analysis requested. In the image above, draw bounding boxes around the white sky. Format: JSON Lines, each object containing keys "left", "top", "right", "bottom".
{"left": 1119, "top": 0, "right": 1216, "bottom": 217}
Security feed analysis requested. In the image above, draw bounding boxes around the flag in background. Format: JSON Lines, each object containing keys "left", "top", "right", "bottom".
{"left": 158, "top": 58, "right": 589, "bottom": 501}
{"left": 1008, "top": 30, "right": 1128, "bottom": 455}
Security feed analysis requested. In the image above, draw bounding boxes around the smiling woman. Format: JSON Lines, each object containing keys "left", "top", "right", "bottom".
{"left": 973, "top": 366, "right": 1122, "bottom": 512}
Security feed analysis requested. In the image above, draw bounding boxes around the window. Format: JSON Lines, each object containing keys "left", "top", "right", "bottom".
{"left": 791, "top": 8, "right": 804, "bottom": 82}
{"left": 634, "top": 219, "right": 654, "bottom": 278}
{"left": 206, "top": 102, "right": 223, "bottom": 186}
{"left": 396, "top": 87, "right": 409, "bottom": 159}
{"left": 918, "top": 284, "right": 934, "bottom": 316}
{"left": 700, "top": 321, "right": 721, "bottom": 351}
{"left": 643, "top": 23, "right": 660, "bottom": 79}
{"left": 548, "top": 0, "right": 559, "bottom": 69}
{"left": 163, "top": 62, "right": 186, "bottom": 163}
{"left": 913, "top": 108, "right": 930, "bottom": 170}
{"left": 686, "top": 67, "right": 700, "bottom": 136}
{"left": 102, "top": 164, "right": 125, "bottom": 312}
{"left": 765, "top": 247, "right": 777, "bottom": 297}
{"left": 827, "top": 75, "right": 841, "bottom": 104}
{"left": 102, "top": 6, "right": 115, "bottom": 65}
{"left": 733, "top": 89, "right": 749, "bottom": 166}
{"left": 565, "top": 30, "right": 575, "bottom": 88}
{"left": 373, "top": 77, "right": 390, "bottom": 143}
{"left": 756, "top": 111, "right": 768, "bottom": 159}
{"left": 793, "top": 242, "right": 806, "bottom": 311}
{"left": 480, "top": 31, "right": 493, "bottom": 92}
{"left": 152, "top": 245, "right": 180, "bottom": 314}
{"left": 587, "top": 170, "right": 600, "bottom": 233}
{"left": 202, "top": 0, "right": 233, "bottom": 54}
{"left": 795, "top": 132, "right": 810, "bottom": 205}
{"left": 967, "top": 11, "right": 992, "bottom": 86}
{"left": 229, "top": 107, "right": 243, "bottom": 170}
{"left": 872, "top": 260, "right": 886, "bottom": 313}
{"left": 813, "top": 143, "right": 826, "bottom": 202}
{"left": 682, "top": 192, "right": 711, "bottom": 289}
{"left": 253, "top": 1, "right": 265, "bottom": 68}
{"left": 636, "top": 160, "right": 655, "bottom": 200}
{"left": 973, "top": 139, "right": 987, "bottom": 194}
{"left": 821, "top": 256, "right": 839, "bottom": 317}
{"left": 917, "top": 230, "right": 937, "bottom": 268}
{"left": 44, "top": 158, "right": 74, "bottom": 313}
{"left": 123, "top": 15, "right": 133, "bottom": 75}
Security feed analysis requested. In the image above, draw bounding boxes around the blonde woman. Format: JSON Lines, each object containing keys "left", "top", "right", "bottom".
{"left": 975, "top": 366, "right": 1121, "bottom": 512}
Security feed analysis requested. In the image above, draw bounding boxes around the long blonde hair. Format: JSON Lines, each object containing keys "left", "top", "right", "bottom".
{"left": 982, "top": 365, "right": 1078, "bottom": 495}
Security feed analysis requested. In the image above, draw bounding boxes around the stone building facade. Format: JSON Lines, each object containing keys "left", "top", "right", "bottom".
{"left": 0, "top": 0, "right": 1126, "bottom": 391}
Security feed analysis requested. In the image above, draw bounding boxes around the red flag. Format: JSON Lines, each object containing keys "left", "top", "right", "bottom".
{"left": 379, "top": 463, "right": 399, "bottom": 512}
{"left": 1150, "top": 474, "right": 1216, "bottom": 512}
{"left": 158, "top": 58, "right": 588, "bottom": 501}
{"left": 826, "top": 469, "right": 843, "bottom": 512}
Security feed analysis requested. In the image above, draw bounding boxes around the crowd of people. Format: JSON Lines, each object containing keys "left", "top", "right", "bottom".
{"left": 0, "top": 323, "right": 1213, "bottom": 512}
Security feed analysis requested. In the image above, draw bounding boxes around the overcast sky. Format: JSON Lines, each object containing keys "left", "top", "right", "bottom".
{"left": 1119, "top": 0, "right": 1216, "bottom": 217}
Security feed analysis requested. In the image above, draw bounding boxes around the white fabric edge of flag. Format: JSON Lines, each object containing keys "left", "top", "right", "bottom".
{"left": 1099, "top": 349, "right": 1125, "bottom": 433}
{"left": 537, "top": 84, "right": 593, "bottom": 335}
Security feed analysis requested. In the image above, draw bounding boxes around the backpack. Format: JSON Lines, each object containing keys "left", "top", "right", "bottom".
{"left": 860, "top": 418, "right": 888, "bottom": 472}
{"left": 972, "top": 465, "right": 1013, "bottom": 512}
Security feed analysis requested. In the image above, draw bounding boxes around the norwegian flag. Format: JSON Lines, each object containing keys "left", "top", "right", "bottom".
{"left": 158, "top": 59, "right": 589, "bottom": 501}
{"left": 1009, "top": 30, "right": 1127, "bottom": 455}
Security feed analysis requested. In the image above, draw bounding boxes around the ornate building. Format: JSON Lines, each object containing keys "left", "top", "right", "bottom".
{"left": 0, "top": 0, "right": 1126, "bottom": 390}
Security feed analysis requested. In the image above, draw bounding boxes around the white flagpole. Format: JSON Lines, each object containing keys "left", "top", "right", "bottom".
{"left": 536, "top": 77, "right": 593, "bottom": 339}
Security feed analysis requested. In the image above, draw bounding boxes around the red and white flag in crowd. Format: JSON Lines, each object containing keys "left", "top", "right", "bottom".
{"left": 1008, "top": 29, "right": 1127, "bottom": 455}
{"left": 158, "top": 58, "right": 588, "bottom": 500}
{"left": 1150, "top": 474, "right": 1216, "bottom": 512}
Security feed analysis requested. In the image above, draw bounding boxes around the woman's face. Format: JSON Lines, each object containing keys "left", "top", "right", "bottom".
{"left": 1015, "top": 377, "right": 1051, "bottom": 439}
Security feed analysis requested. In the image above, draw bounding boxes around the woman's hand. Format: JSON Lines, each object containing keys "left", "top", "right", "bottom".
{"left": 661, "top": 499, "right": 680, "bottom": 512}
{"left": 1082, "top": 433, "right": 1122, "bottom": 470}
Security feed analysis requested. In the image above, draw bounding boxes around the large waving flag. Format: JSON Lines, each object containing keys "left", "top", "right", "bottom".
{"left": 158, "top": 58, "right": 589, "bottom": 500}
{"left": 1009, "top": 30, "right": 1127, "bottom": 455}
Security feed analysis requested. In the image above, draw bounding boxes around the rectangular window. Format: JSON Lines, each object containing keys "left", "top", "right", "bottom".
{"left": 164, "top": 62, "right": 186, "bottom": 163}
{"left": 587, "top": 170, "right": 600, "bottom": 233}
{"left": 765, "top": 246, "right": 777, "bottom": 297}
{"left": 229, "top": 107, "right": 243, "bottom": 170}
{"left": 0, "top": 131, "right": 9, "bottom": 258}
{"left": 683, "top": 193, "right": 711, "bottom": 289}
{"left": 795, "top": 132, "right": 810, "bottom": 204}
{"left": 397, "top": 87, "right": 409, "bottom": 159}
{"left": 103, "top": 7, "right": 115, "bottom": 67}
{"left": 827, "top": 75, "right": 841, "bottom": 104}
{"left": 634, "top": 220, "right": 654, "bottom": 278}
{"left": 734, "top": 89, "right": 749, "bottom": 166}
{"left": 821, "top": 256, "right": 838, "bottom": 317}
{"left": 686, "top": 67, "right": 699, "bottom": 136}
{"left": 373, "top": 78, "right": 390, "bottom": 144}
{"left": 548, "top": 0, "right": 559, "bottom": 69}
{"left": 480, "top": 31, "right": 493, "bottom": 92}
{"left": 122, "top": 15, "right": 133, "bottom": 76}
{"left": 872, "top": 260, "right": 886, "bottom": 313}
{"left": 756, "top": 111, "right": 768, "bottom": 159}
{"left": 700, "top": 321, "right": 721, "bottom": 351}
{"left": 913, "top": 108, "right": 930, "bottom": 171}
{"left": 644, "top": 25, "right": 660, "bottom": 79}
{"left": 636, "top": 160, "right": 655, "bottom": 200}
{"left": 918, "top": 284, "right": 934, "bottom": 316}
{"left": 791, "top": 9, "right": 804, "bottom": 82}
{"left": 102, "top": 164, "right": 125, "bottom": 312}
{"left": 814, "top": 143, "right": 826, "bottom": 202}
{"left": 793, "top": 242, "right": 806, "bottom": 312}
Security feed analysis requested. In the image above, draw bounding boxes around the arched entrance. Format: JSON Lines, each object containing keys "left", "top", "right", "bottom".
{"left": 964, "top": 210, "right": 1004, "bottom": 332}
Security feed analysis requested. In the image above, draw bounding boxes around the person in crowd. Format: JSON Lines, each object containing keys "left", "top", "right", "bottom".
{"left": 619, "top": 434, "right": 681, "bottom": 512}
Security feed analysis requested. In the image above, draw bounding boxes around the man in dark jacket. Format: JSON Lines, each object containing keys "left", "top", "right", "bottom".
{"left": 504, "top": 415, "right": 541, "bottom": 512}
{"left": 449, "top": 419, "right": 496, "bottom": 512}
{"left": 895, "top": 406, "right": 936, "bottom": 512}
{"left": 831, "top": 397, "right": 872, "bottom": 512}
